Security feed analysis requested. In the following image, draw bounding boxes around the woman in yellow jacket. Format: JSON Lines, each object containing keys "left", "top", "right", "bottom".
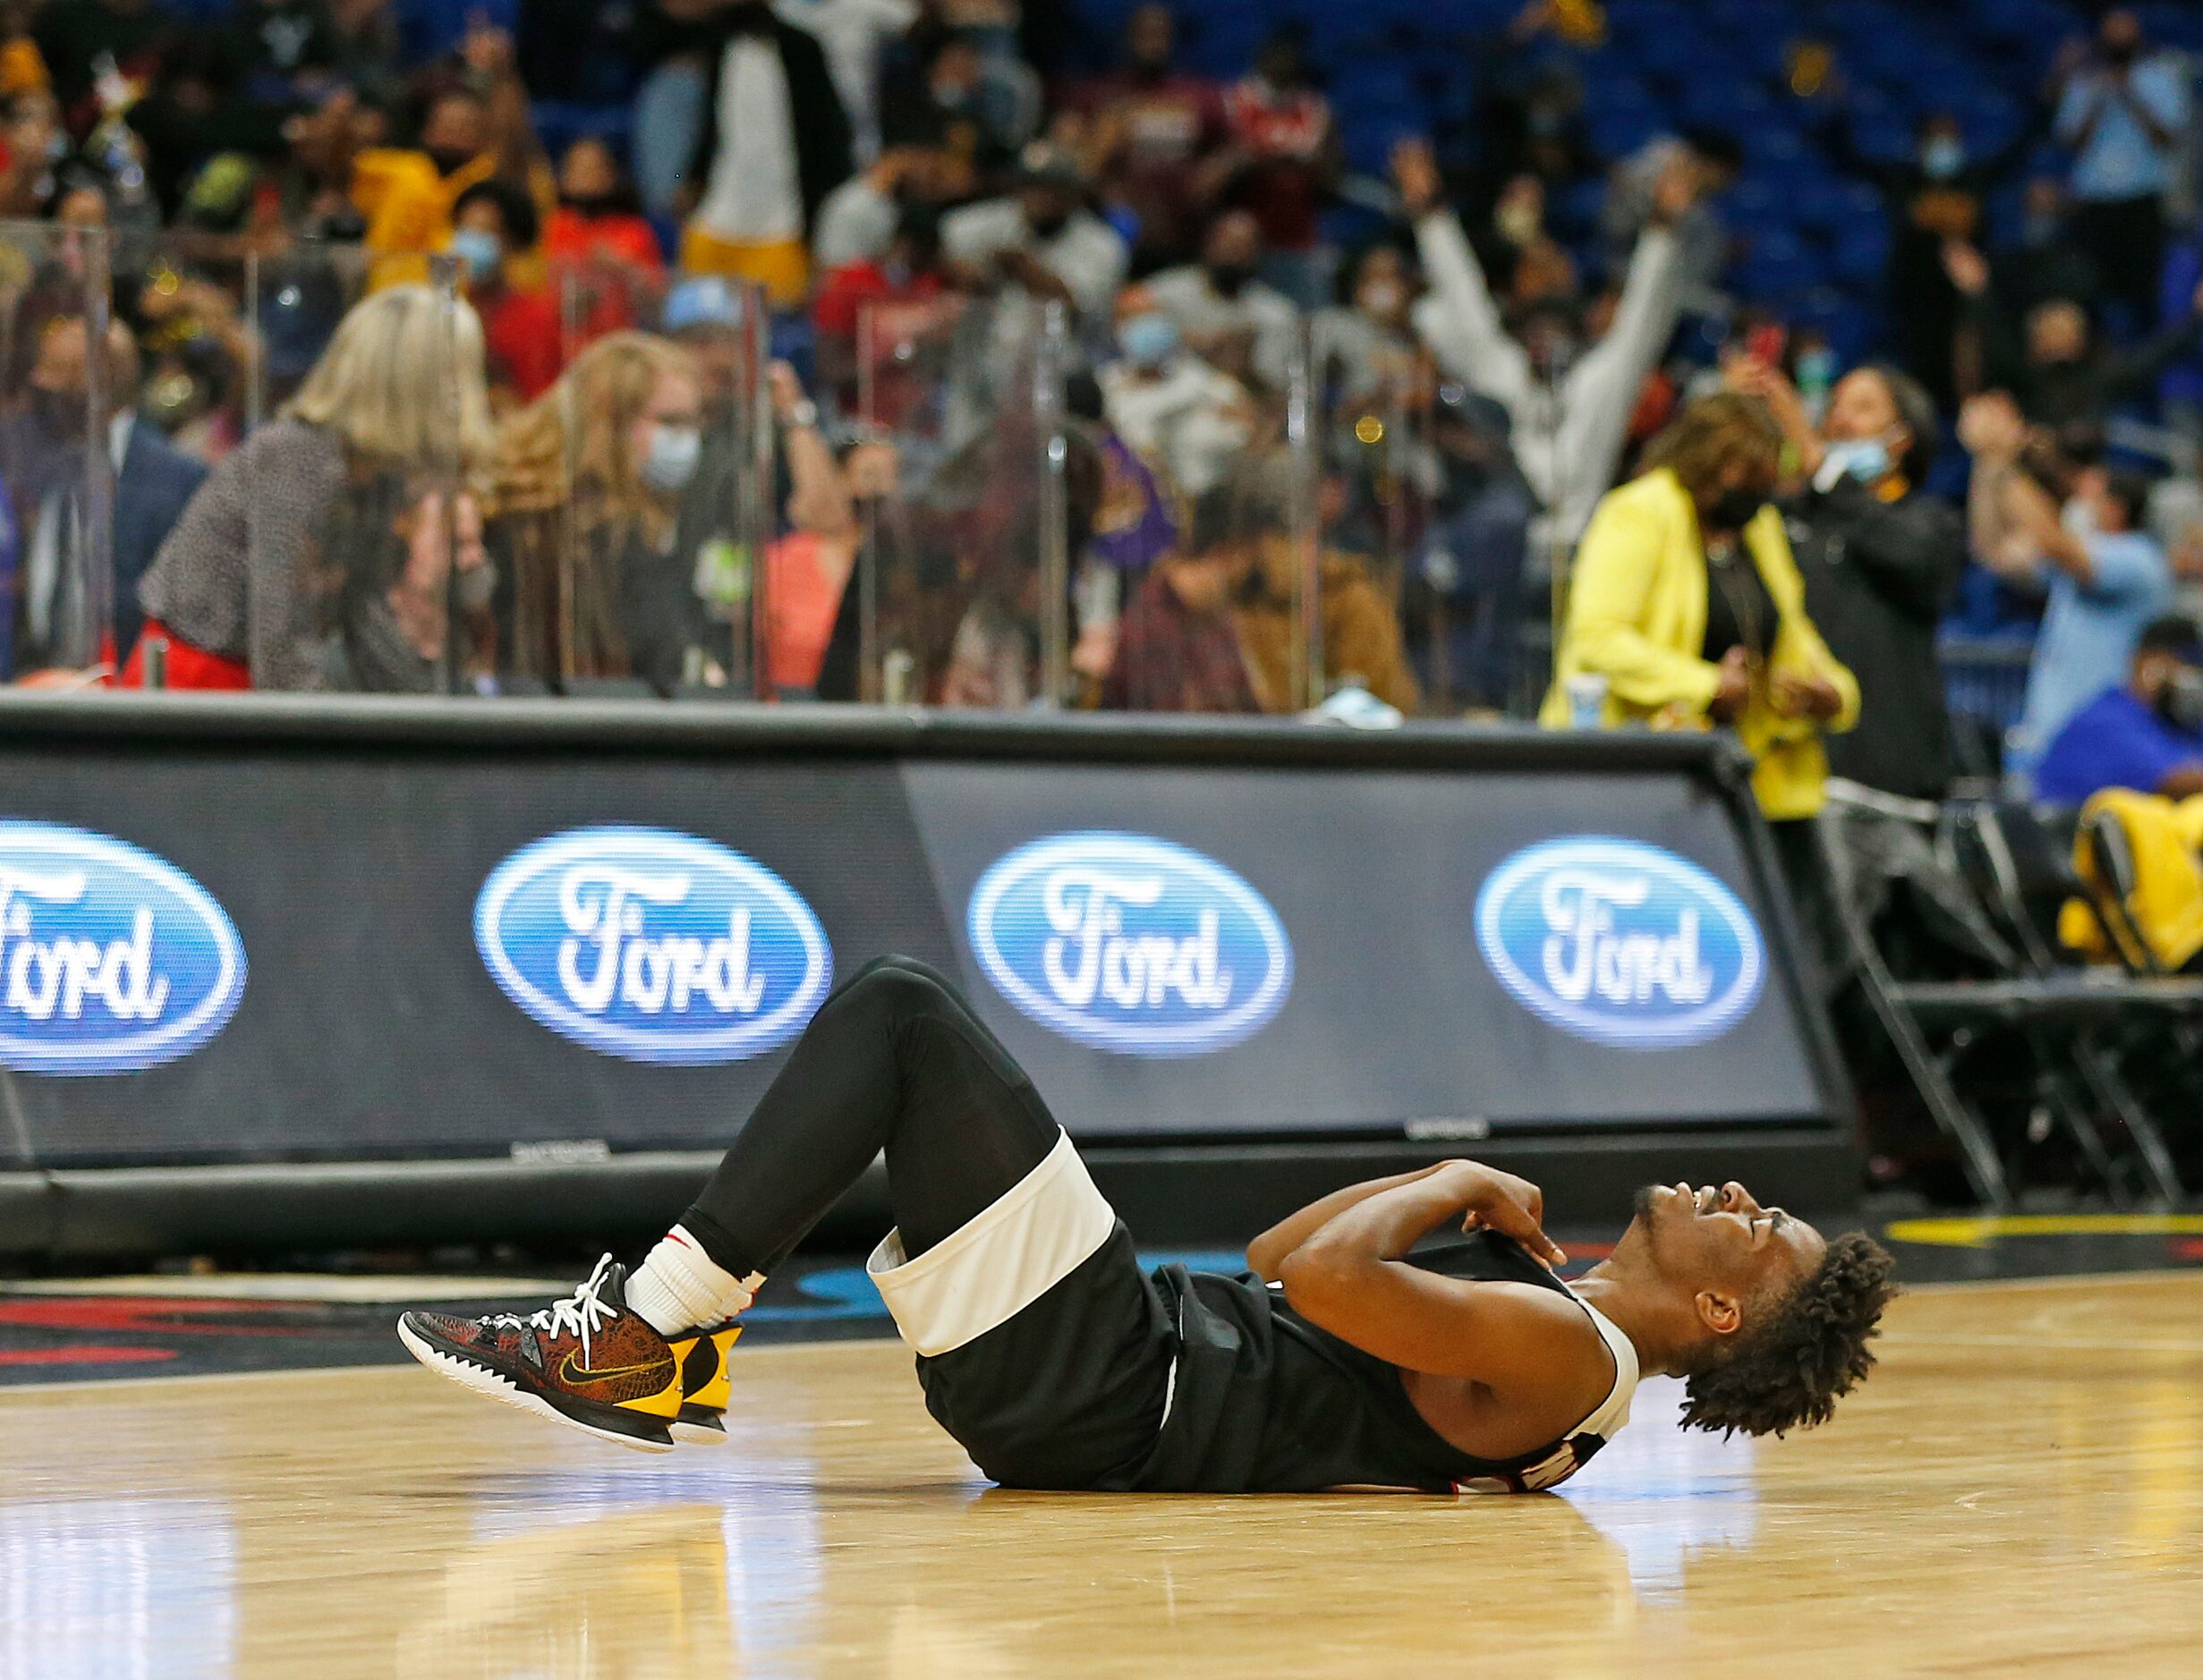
{"left": 1542, "top": 392, "right": 1859, "bottom": 827}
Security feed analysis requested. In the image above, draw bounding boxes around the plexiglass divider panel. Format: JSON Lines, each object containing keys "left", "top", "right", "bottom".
{"left": 0, "top": 222, "right": 117, "bottom": 684}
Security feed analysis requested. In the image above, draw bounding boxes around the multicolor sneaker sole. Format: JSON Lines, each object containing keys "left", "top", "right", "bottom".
{"left": 667, "top": 1323, "right": 741, "bottom": 1447}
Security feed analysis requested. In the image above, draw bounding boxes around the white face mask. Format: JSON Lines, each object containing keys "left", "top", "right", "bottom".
{"left": 642, "top": 423, "right": 702, "bottom": 491}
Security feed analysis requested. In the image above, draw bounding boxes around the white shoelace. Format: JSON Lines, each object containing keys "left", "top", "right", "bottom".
{"left": 485, "top": 1254, "right": 620, "bottom": 1364}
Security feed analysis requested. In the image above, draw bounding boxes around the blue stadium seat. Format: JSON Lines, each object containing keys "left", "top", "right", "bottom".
{"left": 1736, "top": 229, "right": 1816, "bottom": 302}
{"left": 1586, "top": 101, "right": 1668, "bottom": 163}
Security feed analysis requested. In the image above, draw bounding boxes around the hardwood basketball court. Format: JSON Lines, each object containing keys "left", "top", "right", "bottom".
{"left": 3, "top": 1270, "right": 2199, "bottom": 1676}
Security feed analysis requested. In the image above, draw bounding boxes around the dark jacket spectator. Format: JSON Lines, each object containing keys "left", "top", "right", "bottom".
{"left": 0, "top": 318, "right": 204, "bottom": 674}
{"left": 1739, "top": 361, "right": 1966, "bottom": 801}
{"left": 681, "top": 0, "right": 854, "bottom": 306}
{"left": 115, "top": 410, "right": 209, "bottom": 666}
{"left": 1102, "top": 556, "right": 1259, "bottom": 713}
{"left": 1817, "top": 106, "right": 2042, "bottom": 412}
{"left": 1957, "top": 265, "right": 2203, "bottom": 445}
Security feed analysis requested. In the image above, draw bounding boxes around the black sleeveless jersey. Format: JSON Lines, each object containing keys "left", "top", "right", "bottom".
{"left": 1125, "top": 1231, "right": 1640, "bottom": 1495}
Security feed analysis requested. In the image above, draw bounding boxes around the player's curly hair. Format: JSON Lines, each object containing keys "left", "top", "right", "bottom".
{"left": 1680, "top": 1232, "right": 1897, "bottom": 1438}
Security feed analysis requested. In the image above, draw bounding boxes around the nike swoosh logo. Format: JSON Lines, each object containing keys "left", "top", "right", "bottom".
{"left": 557, "top": 1351, "right": 675, "bottom": 1385}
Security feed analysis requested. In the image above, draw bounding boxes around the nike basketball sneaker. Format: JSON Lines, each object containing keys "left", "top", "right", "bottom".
{"left": 666, "top": 1323, "right": 743, "bottom": 1446}
{"left": 397, "top": 1257, "right": 684, "bottom": 1451}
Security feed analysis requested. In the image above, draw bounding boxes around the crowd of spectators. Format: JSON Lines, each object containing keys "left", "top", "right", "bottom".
{"left": 7, "top": 1, "right": 2203, "bottom": 828}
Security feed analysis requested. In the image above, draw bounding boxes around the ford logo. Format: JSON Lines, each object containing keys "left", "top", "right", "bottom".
{"left": 0, "top": 821, "right": 246, "bottom": 1076}
{"left": 475, "top": 827, "right": 832, "bottom": 1065}
{"left": 1475, "top": 836, "right": 1765, "bottom": 1049}
{"left": 967, "top": 832, "right": 1291, "bottom": 1056}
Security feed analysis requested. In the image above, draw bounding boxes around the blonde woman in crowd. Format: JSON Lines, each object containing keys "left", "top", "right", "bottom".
{"left": 489, "top": 330, "right": 706, "bottom": 692}
{"left": 128, "top": 284, "right": 497, "bottom": 690}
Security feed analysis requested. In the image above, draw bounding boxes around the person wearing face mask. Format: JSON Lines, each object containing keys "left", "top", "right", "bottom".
{"left": 1143, "top": 208, "right": 1298, "bottom": 391}
{"left": 1730, "top": 358, "right": 1964, "bottom": 802}
{"left": 1312, "top": 242, "right": 1421, "bottom": 410}
{"left": 1542, "top": 394, "right": 1859, "bottom": 836}
{"left": 449, "top": 178, "right": 561, "bottom": 405}
{"left": 1813, "top": 103, "right": 2043, "bottom": 412}
{"left": 940, "top": 144, "right": 1128, "bottom": 324}
{"left": 489, "top": 332, "right": 707, "bottom": 693}
{"left": 1098, "top": 287, "right": 1254, "bottom": 503}
{"left": 353, "top": 87, "right": 499, "bottom": 284}
{"left": 1961, "top": 391, "right": 2174, "bottom": 776}
{"left": 2054, "top": 7, "right": 2190, "bottom": 324}
{"left": 1395, "top": 137, "right": 1695, "bottom": 557}
{"left": 543, "top": 137, "right": 665, "bottom": 283}
{"left": 2035, "top": 615, "right": 2203, "bottom": 806}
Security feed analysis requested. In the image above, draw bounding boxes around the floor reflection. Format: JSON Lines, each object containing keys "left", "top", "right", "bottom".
{"left": 0, "top": 1498, "right": 235, "bottom": 1679}
{"left": 1560, "top": 1375, "right": 1759, "bottom": 1601}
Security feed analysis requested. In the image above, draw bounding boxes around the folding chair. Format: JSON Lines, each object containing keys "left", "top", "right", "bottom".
{"left": 1945, "top": 800, "right": 2199, "bottom": 1204}
{"left": 1816, "top": 785, "right": 2189, "bottom": 1208}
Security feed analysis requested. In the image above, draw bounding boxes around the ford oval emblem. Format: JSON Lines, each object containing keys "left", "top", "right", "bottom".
{"left": 475, "top": 827, "right": 832, "bottom": 1065}
{"left": 1475, "top": 836, "right": 1765, "bottom": 1049}
{"left": 967, "top": 831, "right": 1292, "bottom": 1056}
{"left": 0, "top": 820, "right": 247, "bottom": 1075}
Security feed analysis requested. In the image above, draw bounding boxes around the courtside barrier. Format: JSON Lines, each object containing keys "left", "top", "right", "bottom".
{"left": 0, "top": 696, "right": 1856, "bottom": 1254}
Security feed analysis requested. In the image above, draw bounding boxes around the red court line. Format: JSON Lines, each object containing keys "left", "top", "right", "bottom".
{"left": 0, "top": 1346, "right": 178, "bottom": 1366}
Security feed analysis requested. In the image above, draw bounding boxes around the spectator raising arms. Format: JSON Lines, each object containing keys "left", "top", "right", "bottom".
{"left": 2035, "top": 614, "right": 2203, "bottom": 807}
{"left": 1395, "top": 137, "right": 1692, "bottom": 556}
{"left": 1734, "top": 357, "right": 1966, "bottom": 802}
{"left": 1962, "top": 391, "right": 2173, "bottom": 775}
{"left": 2052, "top": 7, "right": 2190, "bottom": 324}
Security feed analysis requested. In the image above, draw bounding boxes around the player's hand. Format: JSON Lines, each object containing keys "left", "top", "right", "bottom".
{"left": 1446, "top": 1162, "right": 1568, "bottom": 1269}
{"left": 1772, "top": 669, "right": 1843, "bottom": 720}
{"left": 1708, "top": 644, "right": 1754, "bottom": 722}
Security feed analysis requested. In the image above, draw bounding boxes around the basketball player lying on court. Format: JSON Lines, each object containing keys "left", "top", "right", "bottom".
{"left": 402, "top": 957, "right": 1896, "bottom": 1494}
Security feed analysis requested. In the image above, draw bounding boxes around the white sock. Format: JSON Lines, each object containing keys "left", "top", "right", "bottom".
{"left": 626, "top": 1225, "right": 763, "bottom": 1336}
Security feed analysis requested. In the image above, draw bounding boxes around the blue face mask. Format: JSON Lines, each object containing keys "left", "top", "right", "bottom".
{"left": 1119, "top": 312, "right": 1179, "bottom": 369}
{"left": 449, "top": 227, "right": 503, "bottom": 283}
{"left": 1824, "top": 436, "right": 1893, "bottom": 484}
{"left": 1920, "top": 136, "right": 1966, "bottom": 182}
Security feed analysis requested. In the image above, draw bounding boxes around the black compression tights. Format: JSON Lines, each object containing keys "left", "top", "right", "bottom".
{"left": 677, "top": 956, "right": 1060, "bottom": 1278}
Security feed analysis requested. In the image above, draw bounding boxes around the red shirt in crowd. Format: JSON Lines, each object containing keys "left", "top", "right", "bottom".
{"left": 1222, "top": 77, "right": 1331, "bottom": 253}
{"left": 1066, "top": 69, "right": 1229, "bottom": 259}
{"left": 542, "top": 208, "right": 666, "bottom": 278}
{"left": 812, "top": 260, "right": 949, "bottom": 340}
{"left": 476, "top": 282, "right": 565, "bottom": 403}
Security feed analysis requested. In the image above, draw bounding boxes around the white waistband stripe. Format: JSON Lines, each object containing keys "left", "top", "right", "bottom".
{"left": 864, "top": 1129, "right": 1118, "bottom": 1358}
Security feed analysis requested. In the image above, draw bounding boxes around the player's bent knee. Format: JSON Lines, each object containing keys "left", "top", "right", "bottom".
{"left": 839, "top": 955, "right": 959, "bottom": 1024}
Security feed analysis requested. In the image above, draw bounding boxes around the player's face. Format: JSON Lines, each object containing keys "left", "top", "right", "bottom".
{"left": 1634, "top": 1181, "right": 1826, "bottom": 1298}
